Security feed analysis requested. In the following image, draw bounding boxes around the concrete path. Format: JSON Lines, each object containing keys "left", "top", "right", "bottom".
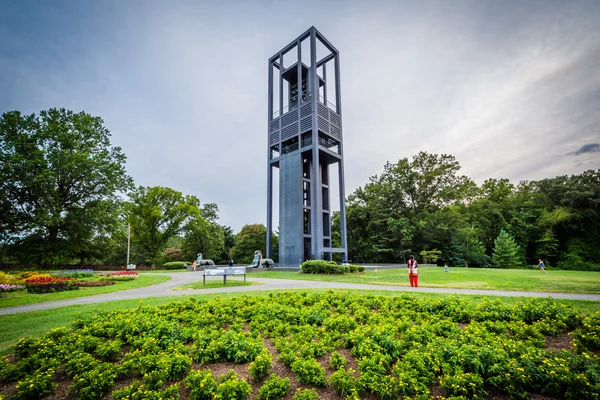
{"left": 2, "top": 271, "right": 599, "bottom": 316}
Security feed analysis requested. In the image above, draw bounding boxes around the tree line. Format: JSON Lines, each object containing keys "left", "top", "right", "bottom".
{"left": 335, "top": 152, "right": 600, "bottom": 269}
{"left": 1, "top": 109, "right": 598, "bottom": 269}
{"left": 0, "top": 109, "right": 270, "bottom": 267}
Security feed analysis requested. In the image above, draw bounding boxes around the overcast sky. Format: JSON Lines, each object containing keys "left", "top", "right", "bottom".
{"left": 1, "top": 0, "right": 599, "bottom": 232}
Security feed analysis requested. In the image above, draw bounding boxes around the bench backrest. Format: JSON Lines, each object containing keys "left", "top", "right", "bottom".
{"left": 203, "top": 267, "right": 246, "bottom": 276}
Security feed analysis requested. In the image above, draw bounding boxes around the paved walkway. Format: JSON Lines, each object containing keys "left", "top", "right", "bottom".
{"left": 2, "top": 271, "right": 599, "bottom": 315}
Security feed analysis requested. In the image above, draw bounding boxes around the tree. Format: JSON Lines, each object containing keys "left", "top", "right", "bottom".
{"left": 445, "top": 228, "right": 489, "bottom": 268}
{"left": 218, "top": 225, "right": 237, "bottom": 263}
{"left": 181, "top": 214, "right": 224, "bottom": 262}
{"left": 344, "top": 152, "right": 473, "bottom": 263}
{"left": 492, "top": 229, "right": 523, "bottom": 268}
{"left": 126, "top": 186, "right": 198, "bottom": 265}
{"left": 0, "top": 108, "right": 132, "bottom": 264}
{"left": 230, "top": 224, "right": 274, "bottom": 264}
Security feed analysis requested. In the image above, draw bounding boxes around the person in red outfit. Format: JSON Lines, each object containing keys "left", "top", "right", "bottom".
{"left": 407, "top": 255, "right": 418, "bottom": 287}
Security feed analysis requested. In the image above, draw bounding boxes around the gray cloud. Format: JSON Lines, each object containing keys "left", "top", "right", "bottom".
{"left": 575, "top": 144, "right": 600, "bottom": 155}
{"left": 1, "top": 0, "right": 600, "bottom": 230}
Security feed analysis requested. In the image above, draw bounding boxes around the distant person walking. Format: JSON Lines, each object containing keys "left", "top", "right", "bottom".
{"left": 228, "top": 258, "right": 234, "bottom": 267}
{"left": 192, "top": 260, "right": 197, "bottom": 272}
{"left": 407, "top": 255, "right": 419, "bottom": 287}
{"left": 444, "top": 264, "right": 449, "bottom": 273}
{"left": 538, "top": 259, "right": 548, "bottom": 273}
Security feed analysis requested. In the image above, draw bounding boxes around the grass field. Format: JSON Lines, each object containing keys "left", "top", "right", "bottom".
{"left": 0, "top": 274, "right": 171, "bottom": 309}
{"left": 173, "top": 279, "right": 262, "bottom": 290}
{"left": 1, "top": 288, "right": 599, "bottom": 355}
{"left": 249, "top": 267, "right": 600, "bottom": 293}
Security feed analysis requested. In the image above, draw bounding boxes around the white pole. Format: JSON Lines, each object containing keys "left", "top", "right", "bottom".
{"left": 127, "top": 223, "right": 131, "bottom": 266}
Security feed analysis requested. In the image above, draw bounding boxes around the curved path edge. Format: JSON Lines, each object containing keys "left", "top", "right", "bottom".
{"left": 1, "top": 272, "right": 599, "bottom": 315}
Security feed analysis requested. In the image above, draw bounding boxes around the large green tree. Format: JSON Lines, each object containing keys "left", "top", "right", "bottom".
{"left": 0, "top": 109, "right": 132, "bottom": 265}
{"left": 126, "top": 186, "right": 199, "bottom": 265}
{"left": 230, "top": 224, "right": 278, "bottom": 264}
{"left": 345, "top": 152, "right": 473, "bottom": 263}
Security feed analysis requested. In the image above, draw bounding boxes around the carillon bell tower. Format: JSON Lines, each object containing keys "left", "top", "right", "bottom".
{"left": 266, "top": 27, "right": 348, "bottom": 266}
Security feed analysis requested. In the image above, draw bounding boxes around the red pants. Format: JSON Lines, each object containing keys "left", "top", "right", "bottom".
{"left": 409, "top": 274, "right": 418, "bottom": 287}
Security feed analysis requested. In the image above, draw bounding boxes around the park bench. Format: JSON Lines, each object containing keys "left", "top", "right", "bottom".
{"left": 203, "top": 267, "right": 247, "bottom": 285}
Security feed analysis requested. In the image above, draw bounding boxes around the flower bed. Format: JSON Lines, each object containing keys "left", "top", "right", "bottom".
{"left": 0, "top": 293, "right": 598, "bottom": 399}
{"left": 23, "top": 276, "right": 79, "bottom": 294}
{"left": 75, "top": 280, "right": 116, "bottom": 287}
{"left": 52, "top": 269, "right": 95, "bottom": 279}
{"left": 104, "top": 271, "right": 138, "bottom": 282}
{"left": 0, "top": 284, "right": 25, "bottom": 293}
{"left": 108, "top": 271, "right": 138, "bottom": 276}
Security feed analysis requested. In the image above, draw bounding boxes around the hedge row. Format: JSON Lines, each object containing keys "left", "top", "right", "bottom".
{"left": 300, "top": 260, "right": 364, "bottom": 274}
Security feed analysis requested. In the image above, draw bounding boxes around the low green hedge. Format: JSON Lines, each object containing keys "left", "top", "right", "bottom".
{"left": 162, "top": 261, "right": 189, "bottom": 270}
{"left": 300, "top": 260, "right": 363, "bottom": 275}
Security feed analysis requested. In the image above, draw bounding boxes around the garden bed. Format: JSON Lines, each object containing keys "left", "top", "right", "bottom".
{"left": 0, "top": 292, "right": 598, "bottom": 399}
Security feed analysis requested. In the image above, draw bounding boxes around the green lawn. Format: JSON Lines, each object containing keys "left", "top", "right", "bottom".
{"left": 173, "top": 279, "right": 262, "bottom": 290}
{"left": 1, "top": 288, "right": 599, "bottom": 355}
{"left": 249, "top": 268, "right": 600, "bottom": 293}
{"left": 0, "top": 274, "right": 171, "bottom": 309}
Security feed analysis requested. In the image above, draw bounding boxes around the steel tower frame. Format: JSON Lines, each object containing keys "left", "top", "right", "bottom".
{"left": 266, "top": 26, "right": 348, "bottom": 266}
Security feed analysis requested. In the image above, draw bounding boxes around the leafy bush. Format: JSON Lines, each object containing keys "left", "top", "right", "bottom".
{"left": 106, "top": 276, "right": 136, "bottom": 281}
{"left": 162, "top": 261, "right": 189, "bottom": 270}
{"left": 68, "top": 365, "right": 117, "bottom": 400}
{"left": 184, "top": 369, "right": 218, "bottom": 400}
{"left": 300, "top": 260, "right": 362, "bottom": 274}
{"left": 293, "top": 388, "right": 319, "bottom": 400}
{"left": 329, "top": 368, "right": 357, "bottom": 396}
{"left": 95, "top": 339, "right": 123, "bottom": 361}
{"left": 329, "top": 351, "right": 346, "bottom": 370}
{"left": 258, "top": 374, "right": 290, "bottom": 400}
{"left": 357, "top": 265, "right": 365, "bottom": 272}
{"left": 440, "top": 371, "right": 485, "bottom": 399}
{"left": 249, "top": 348, "right": 273, "bottom": 381}
{"left": 113, "top": 380, "right": 180, "bottom": 400}
{"left": 291, "top": 358, "right": 326, "bottom": 386}
{"left": 215, "top": 370, "right": 252, "bottom": 400}
{"left": 13, "top": 367, "right": 57, "bottom": 400}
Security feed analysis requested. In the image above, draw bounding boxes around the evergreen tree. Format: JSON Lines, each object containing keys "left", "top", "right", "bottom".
{"left": 492, "top": 230, "right": 522, "bottom": 268}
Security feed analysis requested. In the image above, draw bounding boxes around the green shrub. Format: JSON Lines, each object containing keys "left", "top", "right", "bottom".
{"left": 215, "top": 370, "right": 252, "bottom": 400}
{"left": 293, "top": 388, "right": 319, "bottom": 400}
{"left": 291, "top": 358, "right": 326, "bottom": 386}
{"left": 348, "top": 265, "right": 358, "bottom": 273}
{"left": 357, "top": 265, "right": 365, "bottom": 272}
{"left": 113, "top": 380, "right": 180, "bottom": 400}
{"left": 301, "top": 260, "right": 328, "bottom": 274}
{"left": 95, "top": 339, "right": 123, "bottom": 361}
{"left": 329, "top": 351, "right": 347, "bottom": 370}
{"left": 300, "top": 260, "right": 349, "bottom": 274}
{"left": 106, "top": 276, "right": 136, "bottom": 281}
{"left": 249, "top": 348, "right": 273, "bottom": 381}
{"left": 68, "top": 365, "right": 117, "bottom": 400}
{"left": 440, "top": 371, "right": 485, "bottom": 399}
{"left": 13, "top": 367, "right": 57, "bottom": 400}
{"left": 328, "top": 368, "right": 357, "bottom": 397}
{"left": 184, "top": 369, "right": 218, "bottom": 400}
{"left": 162, "top": 261, "right": 189, "bottom": 270}
{"left": 258, "top": 374, "right": 291, "bottom": 400}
